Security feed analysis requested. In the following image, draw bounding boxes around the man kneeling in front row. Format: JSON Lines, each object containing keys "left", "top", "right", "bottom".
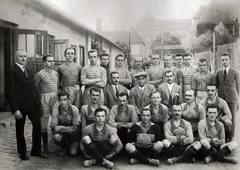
{"left": 80, "top": 107, "right": 123, "bottom": 169}
{"left": 51, "top": 91, "right": 81, "bottom": 156}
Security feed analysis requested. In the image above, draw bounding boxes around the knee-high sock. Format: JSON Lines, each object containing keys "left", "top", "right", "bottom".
{"left": 131, "top": 150, "right": 149, "bottom": 164}
{"left": 84, "top": 142, "right": 103, "bottom": 163}
{"left": 182, "top": 145, "right": 198, "bottom": 161}
{"left": 41, "top": 132, "right": 48, "bottom": 145}
{"left": 220, "top": 146, "right": 231, "bottom": 156}
{"left": 207, "top": 146, "right": 224, "bottom": 162}
{"left": 165, "top": 144, "right": 181, "bottom": 158}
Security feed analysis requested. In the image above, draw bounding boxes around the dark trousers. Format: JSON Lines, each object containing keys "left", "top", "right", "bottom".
{"left": 227, "top": 102, "right": 238, "bottom": 137}
{"left": 15, "top": 110, "right": 41, "bottom": 154}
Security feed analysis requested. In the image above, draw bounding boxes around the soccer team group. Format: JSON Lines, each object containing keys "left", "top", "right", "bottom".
{"left": 6, "top": 48, "right": 240, "bottom": 169}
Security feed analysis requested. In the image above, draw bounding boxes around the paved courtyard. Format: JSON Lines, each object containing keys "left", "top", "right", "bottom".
{"left": 0, "top": 111, "right": 240, "bottom": 170}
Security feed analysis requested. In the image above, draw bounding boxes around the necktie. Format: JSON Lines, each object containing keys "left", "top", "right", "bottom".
{"left": 140, "top": 88, "right": 144, "bottom": 94}
{"left": 224, "top": 69, "right": 227, "bottom": 81}
{"left": 23, "top": 66, "right": 28, "bottom": 78}
{"left": 115, "top": 86, "right": 118, "bottom": 96}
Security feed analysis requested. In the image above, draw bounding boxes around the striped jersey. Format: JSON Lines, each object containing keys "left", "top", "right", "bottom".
{"left": 81, "top": 64, "right": 107, "bottom": 87}
{"left": 34, "top": 69, "right": 59, "bottom": 93}
{"left": 58, "top": 62, "right": 81, "bottom": 87}
{"left": 181, "top": 65, "right": 199, "bottom": 85}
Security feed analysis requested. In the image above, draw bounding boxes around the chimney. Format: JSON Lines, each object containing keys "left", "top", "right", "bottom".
{"left": 96, "top": 18, "right": 102, "bottom": 34}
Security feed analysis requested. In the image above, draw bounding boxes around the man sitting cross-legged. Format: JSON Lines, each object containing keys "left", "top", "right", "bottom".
{"left": 51, "top": 91, "right": 81, "bottom": 157}
{"left": 125, "top": 108, "right": 164, "bottom": 166}
{"left": 198, "top": 104, "right": 238, "bottom": 164}
{"left": 80, "top": 108, "right": 123, "bottom": 169}
{"left": 163, "top": 104, "right": 202, "bottom": 165}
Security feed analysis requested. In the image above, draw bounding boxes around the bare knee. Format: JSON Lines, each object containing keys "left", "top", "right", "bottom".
{"left": 192, "top": 141, "right": 202, "bottom": 150}
{"left": 52, "top": 134, "right": 63, "bottom": 142}
{"left": 125, "top": 143, "right": 136, "bottom": 154}
{"left": 153, "top": 141, "right": 163, "bottom": 152}
{"left": 108, "top": 135, "right": 118, "bottom": 145}
{"left": 162, "top": 139, "right": 171, "bottom": 148}
{"left": 70, "top": 141, "right": 79, "bottom": 156}
{"left": 82, "top": 135, "right": 92, "bottom": 144}
{"left": 227, "top": 141, "right": 238, "bottom": 150}
{"left": 200, "top": 139, "right": 210, "bottom": 149}
{"left": 224, "top": 119, "right": 232, "bottom": 131}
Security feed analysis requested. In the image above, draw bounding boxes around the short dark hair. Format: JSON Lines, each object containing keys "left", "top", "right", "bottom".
{"left": 175, "top": 54, "right": 183, "bottom": 57}
{"left": 185, "top": 89, "right": 196, "bottom": 97}
{"left": 141, "top": 108, "right": 152, "bottom": 115}
{"left": 117, "top": 92, "right": 129, "bottom": 100}
{"left": 87, "top": 49, "right": 98, "bottom": 56}
{"left": 110, "top": 71, "right": 119, "bottom": 77}
{"left": 100, "top": 53, "right": 109, "bottom": 60}
{"left": 150, "top": 91, "right": 161, "bottom": 98}
{"left": 206, "top": 83, "right": 217, "bottom": 89}
{"left": 198, "top": 59, "right": 208, "bottom": 64}
{"left": 94, "top": 107, "right": 106, "bottom": 116}
{"left": 221, "top": 53, "right": 231, "bottom": 59}
{"left": 57, "top": 91, "right": 69, "bottom": 99}
{"left": 90, "top": 87, "right": 101, "bottom": 95}
{"left": 64, "top": 48, "right": 75, "bottom": 55}
{"left": 172, "top": 104, "right": 182, "bottom": 110}
{"left": 165, "top": 70, "right": 174, "bottom": 76}
{"left": 42, "top": 54, "right": 53, "bottom": 62}
{"left": 183, "top": 53, "right": 192, "bottom": 58}
{"left": 116, "top": 54, "right": 124, "bottom": 60}
{"left": 206, "top": 104, "right": 219, "bottom": 112}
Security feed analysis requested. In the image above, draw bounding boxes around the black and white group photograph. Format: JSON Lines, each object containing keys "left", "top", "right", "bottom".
{"left": 0, "top": 0, "right": 240, "bottom": 169}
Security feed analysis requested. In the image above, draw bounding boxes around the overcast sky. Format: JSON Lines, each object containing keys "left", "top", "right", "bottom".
{"left": 48, "top": 0, "right": 211, "bottom": 31}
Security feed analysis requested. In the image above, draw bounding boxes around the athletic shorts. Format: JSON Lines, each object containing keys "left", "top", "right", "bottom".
{"left": 40, "top": 92, "right": 58, "bottom": 117}
{"left": 68, "top": 125, "right": 82, "bottom": 142}
{"left": 64, "top": 85, "right": 81, "bottom": 108}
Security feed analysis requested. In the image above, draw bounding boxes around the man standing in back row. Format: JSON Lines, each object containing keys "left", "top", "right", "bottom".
{"left": 35, "top": 54, "right": 59, "bottom": 154}
{"left": 58, "top": 47, "right": 82, "bottom": 108}
{"left": 6, "top": 50, "right": 47, "bottom": 160}
{"left": 81, "top": 49, "right": 107, "bottom": 105}
{"left": 216, "top": 53, "right": 240, "bottom": 140}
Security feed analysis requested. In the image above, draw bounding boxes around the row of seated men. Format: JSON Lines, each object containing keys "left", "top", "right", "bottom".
{"left": 51, "top": 89, "right": 238, "bottom": 169}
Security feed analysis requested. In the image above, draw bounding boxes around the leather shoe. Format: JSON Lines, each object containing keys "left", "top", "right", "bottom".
{"left": 31, "top": 152, "right": 49, "bottom": 159}
{"left": 20, "top": 154, "right": 29, "bottom": 160}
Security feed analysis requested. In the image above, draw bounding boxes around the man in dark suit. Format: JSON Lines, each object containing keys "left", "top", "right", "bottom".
{"left": 104, "top": 71, "right": 128, "bottom": 109}
{"left": 216, "top": 53, "right": 240, "bottom": 140}
{"left": 6, "top": 50, "right": 47, "bottom": 160}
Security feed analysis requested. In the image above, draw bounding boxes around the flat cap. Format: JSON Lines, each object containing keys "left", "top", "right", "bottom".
{"left": 144, "top": 60, "right": 153, "bottom": 66}
{"left": 134, "top": 71, "right": 148, "bottom": 78}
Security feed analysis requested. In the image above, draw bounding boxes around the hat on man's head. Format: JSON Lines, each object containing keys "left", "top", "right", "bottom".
{"left": 134, "top": 71, "right": 148, "bottom": 78}
{"left": 144, "top": 60, "right": 153, "bottom": 66}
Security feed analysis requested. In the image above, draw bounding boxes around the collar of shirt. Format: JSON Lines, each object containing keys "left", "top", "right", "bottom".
{"left": 112, "top": 84, "right": 118, "bottom": 92}
{"left": 16, "top": 62, "right": 25, "bottom": 72}
{"left": 167, "top": 83, "right": 173, "bottom": 92}
{"left": 223, "top": 66, "right": 230, "bottom": 74}
{"left": 138, "top": 85, "right": 145, "bottom": 92}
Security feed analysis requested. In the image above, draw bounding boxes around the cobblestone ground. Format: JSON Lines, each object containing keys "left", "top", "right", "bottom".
{"left": 0, "top": 112, "right": 240, "bottom": 170}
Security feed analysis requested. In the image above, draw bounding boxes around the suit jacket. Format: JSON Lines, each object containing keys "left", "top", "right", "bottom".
{"left": 129, "top": 83, "right": 155, "bottom": 114}
{"left": 157, "top": 82, "right": 183, "bottom": 106}
{"left": 216, "top": 67, "right": 240, "bottom": 103}
{"left": 6, "top": 64, "right": 41, "bottom": 113}
{"left": 104, "top": 84, "right": 128, "bottom": 109}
